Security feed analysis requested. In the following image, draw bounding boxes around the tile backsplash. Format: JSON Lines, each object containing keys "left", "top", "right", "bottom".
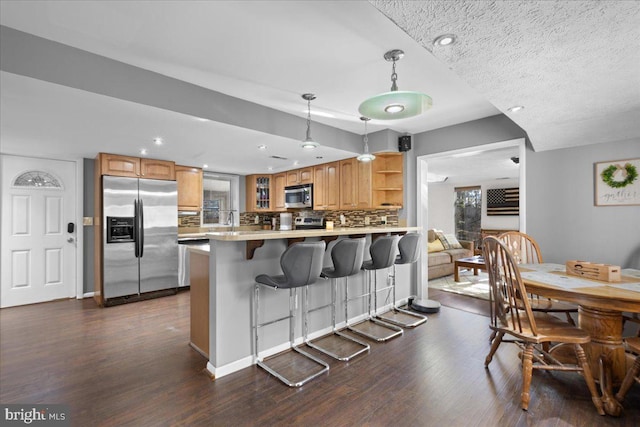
{"left": 240, "top": 209, "right": 400, "bottom": 228}
{"left": 178, "top": 215, "right": 201, "bottom": 228}
{"left": 180, "top": 209, "right": 401, "bottom": 230}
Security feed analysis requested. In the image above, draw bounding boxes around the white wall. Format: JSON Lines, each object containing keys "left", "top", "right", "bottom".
{"left": 527, "top": 139, "right": 640, "bottom": 268}
{"left": 427, "top": 183, "right": 454, "bottom": 232}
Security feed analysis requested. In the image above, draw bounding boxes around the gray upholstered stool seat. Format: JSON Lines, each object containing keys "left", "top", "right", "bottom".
{"left": 347, "top": 235, "right": 403, "bottom": 342}
{"left": 305, "top": 238, "right": 370, "bottom": 361}
{"left": 375, "top": 233, "right": 427, "bottom": 328}
{"left": 253, "top": 241, "right": 329, "bottom": 387}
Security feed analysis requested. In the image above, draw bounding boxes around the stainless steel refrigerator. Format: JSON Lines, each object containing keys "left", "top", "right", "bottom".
{"left": 102, "top": 175, "right": 178, "bottom": 300}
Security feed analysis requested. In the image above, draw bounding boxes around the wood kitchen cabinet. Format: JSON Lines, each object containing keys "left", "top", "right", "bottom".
{"left": 98, "top": 153, "right": 175, "bottom": 180}
{"left": 175, "top": 165, "right": 203, "bottom": 211}
{"left": 313, "top": 161, "right": 340, "bottom": 210}
{"left": 286, "top": 167, "right": 313, "bottom": 186}
{"left": 339, "top": 157, "right": 371, "bottom": 209}
{"left": 141, "top": 158, "right": 176, "bottom": 180}
{"left": 189, "top": 249, "right": 209, "bottom": 357}
{"left": 99, "top": 153, "right": 141, "bottom": 178}
{"left": 371, "top": 152, "right": 403, "bottom": 208}
{"left": 246, "top": 174, "right": 272, "bottom": 211}
{"left": 272, "top": 173, "right": 287, "bottom": 211}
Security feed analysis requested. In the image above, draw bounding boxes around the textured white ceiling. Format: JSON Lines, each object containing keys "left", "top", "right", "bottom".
{"left": 371, "top": 0, "right": 640, "bottom": 151}
{"left": 1, "top": 1, "right": 637, "bottom": 178}
{"left": 427, "top": 145, "right": 520, "bottom": 185}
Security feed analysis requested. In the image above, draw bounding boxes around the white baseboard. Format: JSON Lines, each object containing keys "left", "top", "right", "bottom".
{"left": 207, "top": 356, "right": 254, "bottom": 379}
{"left": 81, "top": 292, "right": 95, "bottom": 299}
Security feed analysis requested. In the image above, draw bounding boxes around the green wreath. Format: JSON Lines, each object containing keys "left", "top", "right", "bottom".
{"left": 600, "top": 163, "right": 638, "bottom": 189}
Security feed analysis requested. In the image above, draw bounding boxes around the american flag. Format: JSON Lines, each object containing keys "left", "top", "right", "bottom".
{"left": 486, "top": 188, "right": 519, "bottom": 215}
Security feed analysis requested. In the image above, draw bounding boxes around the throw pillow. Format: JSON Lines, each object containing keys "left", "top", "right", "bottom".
{"left": 433, "top": 230, "right": 450, "bottom": 249}
{"left": 442, "top": 233, "right": 463, "bottom": 249}
{"left": 428, "top": 239, "right": 445, "bottom": 253}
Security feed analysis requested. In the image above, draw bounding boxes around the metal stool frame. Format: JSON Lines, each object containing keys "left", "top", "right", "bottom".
{"left": 253, "top": 241, "right": 329, "bottom": 387}
{"left": 375, "top": 233, "right": 427, "bottom": 328}
{"left": 306, "top": 238, "right": 370, "bottom": 361}
{"left": 347, "top": 236, "right": 403, "bottom": 342}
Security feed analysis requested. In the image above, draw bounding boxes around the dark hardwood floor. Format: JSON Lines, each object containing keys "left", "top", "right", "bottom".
{"left": 1, "top": 290, "right": 638, "bottom": 426}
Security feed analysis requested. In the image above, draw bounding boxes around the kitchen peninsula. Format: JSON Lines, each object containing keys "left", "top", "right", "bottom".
{"left": 190, "top": 226, "right": 422, "bottom": 379}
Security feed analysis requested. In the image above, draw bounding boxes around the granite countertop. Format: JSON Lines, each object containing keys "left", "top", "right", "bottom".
{"left": 205, "top": 226, "right": 422, "bottom": 242}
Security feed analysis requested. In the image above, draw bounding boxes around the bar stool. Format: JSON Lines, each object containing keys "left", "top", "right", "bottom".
{"left": 306, "top": 238, "right": 370, "bottom": 361}
{"left": 347, "top": 235, "right": 403, "bottom": 342}
{"left": 376, "top": 233, "right": 427, "bottom": 328}
{"left": 253, "top": 241, "right": 329, "bottom": 387}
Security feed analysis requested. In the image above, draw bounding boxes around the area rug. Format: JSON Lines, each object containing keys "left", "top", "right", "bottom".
{"left": 428, "top": 270, "right": 490, "bottom": 300}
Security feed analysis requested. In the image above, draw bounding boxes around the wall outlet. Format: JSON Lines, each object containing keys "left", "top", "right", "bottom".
{"left": 364, "top": 216, "right": 370, "bottom": 225}
{"left": 381, "top": 215, "right": 387, "bottom": 225}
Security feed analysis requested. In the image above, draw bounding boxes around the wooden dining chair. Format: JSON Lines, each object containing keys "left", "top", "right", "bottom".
{"left": 483, "top": 236, "right": 605, "bottom": 415}
{"left": 498, "top": 231, "right": 578, "bottom": 325}
{"left": 615, "top": 337, "right": 640, "bottom": 403}
{"left": 622, "top": 313, "right": 640, "bottom": 337}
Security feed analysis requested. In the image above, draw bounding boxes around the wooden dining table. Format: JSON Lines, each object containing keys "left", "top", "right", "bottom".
{"left": 518, "top": 263, "right": 640, "bottom": 416}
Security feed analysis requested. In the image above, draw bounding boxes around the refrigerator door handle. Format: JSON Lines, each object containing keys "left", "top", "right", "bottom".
{"left": 139, "top": 198, "right": 145, "bottom": 258}
{"left": 134, "top": 199, "right": 140, "bottom": 258}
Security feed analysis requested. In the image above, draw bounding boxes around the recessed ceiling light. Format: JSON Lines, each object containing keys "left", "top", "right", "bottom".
{"left": 293, "top": 161, "right": 299, "bottom": 166}
{"left": 258, "top": 144, "right": 267, "bottom": 150}
{"left": 508, "top": 105, "right": 525, "bottom": 113}
{"left": 140, "top": 148, "right": 148, "bottom": 155}
{"left": 267, "top": 166, "right": 273, "bottom": 171}
{"left": 433, "top": 34, "right": 457, "bottom": 46}
{"left": 203, "top": 164, "right": 209, "bottom": 169}
{"left": 153, "top": 137, "right": 163, "bottom": 145}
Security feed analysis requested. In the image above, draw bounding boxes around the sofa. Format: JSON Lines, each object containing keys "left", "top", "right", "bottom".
{"left": 427, "top": 229, "right": 475, "bottom": 280}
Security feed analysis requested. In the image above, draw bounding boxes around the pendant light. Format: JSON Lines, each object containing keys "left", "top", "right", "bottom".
{"left": 301, "top": 93, "right": 319, "bottom": 149}
{"left": 358, "top": 49, "right": 432, "bottom": 120}
{"left": 357, "top": 117, "right": 375, "bottom": 162}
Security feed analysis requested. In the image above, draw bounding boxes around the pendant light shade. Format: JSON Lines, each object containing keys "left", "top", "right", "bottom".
{"left": 356, "top": 116, "right": 375, "bottom": 162}
{"left": 358, "top": 49, "right": 432, "bottom": 120}
{"left": 301, "top": 93, "right": 319, "bottom": 149}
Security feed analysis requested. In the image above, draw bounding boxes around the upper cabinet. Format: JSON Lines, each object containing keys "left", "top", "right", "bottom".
{"left": 313, "top": 161, "right": 340, "bottom": 210}
{"left": 98, "top": 153, "right": 175, "bottom": 180}
{"left": 243, "top": 155, "right": 400, "bottom": 212}
{"left": 99, "top": 153, "right": 140, "bottom": 178}
{"left": 339, "top": 158, "right": 371, "bottom": 209}
{"left": 371, "top": 152, "right": 404, "bottom": 208}
{"left": 272, "top": 173, "right": 287, "bottom": 211}
{"left": 286, "top": 167, "right": 313, "bottom": 186}
{"left": 141, "top": 158, "right": 176, "bottom": 180}
{"left": 176, "top": 165, "right": 203, "bottom": 211}
{"left": 246, "top": 174, "right": 272, "bottom": 211}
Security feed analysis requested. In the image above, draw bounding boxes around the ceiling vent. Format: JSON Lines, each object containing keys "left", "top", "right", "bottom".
{"left": 270, "top": 155, "right": 289, "bottom": 161}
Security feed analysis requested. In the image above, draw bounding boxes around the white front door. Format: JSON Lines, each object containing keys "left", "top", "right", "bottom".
{"left": 1, "top": 155, "right": 77, "bottom": 308}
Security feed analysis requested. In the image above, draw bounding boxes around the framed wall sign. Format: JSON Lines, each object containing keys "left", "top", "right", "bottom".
{"left": 594, "top": 158, "right": 640, "bottom": 206}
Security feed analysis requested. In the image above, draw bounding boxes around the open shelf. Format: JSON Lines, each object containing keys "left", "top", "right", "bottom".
{"left": 372, "top": 152, "right": 404, "bottom": 209}
{"left": 376, "top": 170, "right": 403, "bottom": 174}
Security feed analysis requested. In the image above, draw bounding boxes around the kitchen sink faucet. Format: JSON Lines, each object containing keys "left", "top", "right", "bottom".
{"left": 227, "top": 210, "right": 235, "bottom": 232}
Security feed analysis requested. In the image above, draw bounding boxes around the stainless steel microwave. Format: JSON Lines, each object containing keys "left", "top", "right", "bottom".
{"left": 284, "top": 184, "right": 313, "bottom": 208}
